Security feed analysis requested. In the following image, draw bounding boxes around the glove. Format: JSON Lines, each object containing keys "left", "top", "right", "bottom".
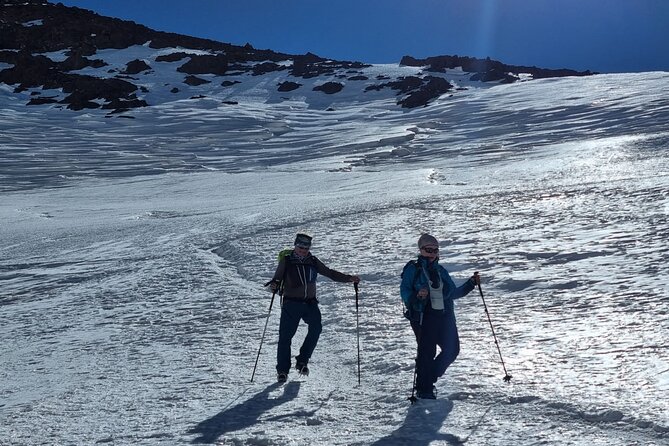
{"left": 266, "top": 280, "right": 280, "bottom": 291}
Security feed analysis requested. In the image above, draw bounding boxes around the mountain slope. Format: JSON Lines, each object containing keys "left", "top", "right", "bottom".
{"left": 1, "top": 0, "right": 593, "bottom": 113}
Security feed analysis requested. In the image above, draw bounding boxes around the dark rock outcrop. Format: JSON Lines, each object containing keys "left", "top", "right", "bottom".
{"left": 58, "top": 49, "right": 107, "bottom": 71}
{"left": 399, "top": 76, "right": 453, "bottom": 108}
{"left": 0, "top": 51, "right": 60, "bottom": 91}
{"left": 0, "top": 50, "right": 140, "bottom": 111}
{"left": 101, "top": 97, "right": 148, "bottom": 111}
{"left": 27, "top": 96, "right": 59, "bottom": 105}
{"left": 58, "top": 76, "right": 141, "bottom": 111}
{"left": 252, "top": 62, "right": 286, "bottom": 76}
{"left": 177, "top": 54, "right": 228, "bottom": 76}
{"left": 365, "top": 75, "right": 453, "bottom": 108}
{"left": 313, "top": 82, "right": 344, "bottom": 94}
{"left": 183, "top": 75, "right": 210, "bottom": 86}
{"left": 123, "top": 59, "right": 151, "bottom": 75}
{"left": 277, "top": 81, "right": 301, "bottom": 92}
{"left": 155, "top": 52, "right": 193, "bottom": 63}
{"left": 290, "top": 53, "right": 370, "bottom": 79}
{"left": 400, "top": 55, "right": 595, "bottom": 81}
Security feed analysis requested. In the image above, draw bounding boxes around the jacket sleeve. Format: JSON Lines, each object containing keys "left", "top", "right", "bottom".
{"left": 313, "top": 257, "right": 352, "bottom": 283}
{"left": 442, "top": 268, "right": 476, "bottom": 300}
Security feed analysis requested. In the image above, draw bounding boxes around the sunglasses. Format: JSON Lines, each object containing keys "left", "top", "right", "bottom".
{"left": 295, "top": 244, "right": 311, "bottom": 249}
{"left": 421, "top": 247, "right": 439, "bottom": 254}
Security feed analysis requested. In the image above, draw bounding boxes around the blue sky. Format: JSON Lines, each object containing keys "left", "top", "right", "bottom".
{"left": 58, "top": 0, "right": 669, "bottom": 73}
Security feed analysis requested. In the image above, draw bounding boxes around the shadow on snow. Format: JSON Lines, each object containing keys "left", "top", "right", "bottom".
{"left": 370, "top": 399, "right": 463, "bottom": 445}
{"left": 188, "top": 381, "right": 301, "bottom": 444}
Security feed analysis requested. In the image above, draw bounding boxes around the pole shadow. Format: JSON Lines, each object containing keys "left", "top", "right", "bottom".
{"left": 189, "top": 381, "right": 301, "bottom": 444}
{"left": 370, "top": 399, "right": 463, "bottom": 445}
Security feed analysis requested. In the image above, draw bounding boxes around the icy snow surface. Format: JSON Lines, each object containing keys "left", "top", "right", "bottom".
{"left": 1, "top": 55, "right": 668, "bottom": 446}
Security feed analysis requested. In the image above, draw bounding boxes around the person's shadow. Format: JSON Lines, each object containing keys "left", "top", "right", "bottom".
{"left": 189, "top": 381, "right": 301, "bottom": 444}
{"left": 370, "top": 399, "right": 463, "bottom": 445}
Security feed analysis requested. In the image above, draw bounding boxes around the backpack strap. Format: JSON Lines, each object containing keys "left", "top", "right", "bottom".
{"left": 270, "top": 249, "right": 293, "bottom": 298}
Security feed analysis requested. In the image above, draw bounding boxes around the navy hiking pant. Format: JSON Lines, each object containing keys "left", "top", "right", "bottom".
{"left": 276, "top": 299, "right": 322, "bottom": 373}
{"left": 411, "top": 307, "right": 460, "bottom": 393}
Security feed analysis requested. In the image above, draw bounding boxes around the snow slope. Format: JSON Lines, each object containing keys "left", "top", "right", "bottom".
{"left": 1, "top": 47, "right": 668, "bottom": 445}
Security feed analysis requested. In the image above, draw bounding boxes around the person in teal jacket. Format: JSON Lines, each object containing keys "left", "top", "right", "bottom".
{"left": 400, "top": 233, "right": 480, "bottom": 399}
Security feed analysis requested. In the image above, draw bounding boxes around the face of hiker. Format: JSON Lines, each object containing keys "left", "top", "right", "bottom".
{"left": 293, "top": 234, "right": 312, "bottom": 256}
{"left": 294, "top": 244, "right": 310, "bottom": 256}
{"left": 420, "top": 245, "right": 439, "bottom": 262}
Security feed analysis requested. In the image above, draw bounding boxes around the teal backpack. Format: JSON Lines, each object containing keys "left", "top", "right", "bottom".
{"left": 401, "top": 259, "right": 423, "bottom": 321}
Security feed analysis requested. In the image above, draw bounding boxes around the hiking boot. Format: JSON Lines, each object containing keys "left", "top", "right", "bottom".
{"left": 417, "top": 388, "right": 436, "bottom": 399}
{"left": 277, "top": 372, "right": 288, "bottom": 383}
{"left": 295, "top": 361, "right": 309, "bottom": 376}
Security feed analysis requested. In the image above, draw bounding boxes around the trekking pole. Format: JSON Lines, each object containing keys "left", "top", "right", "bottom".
{"left": 251, "top": 282, "right": 278, "bottom": 383}
{"left": 475, "top": 272, "right": 512, "bottom": 382}
{"left": 354, "top": 282, "right": 361, "bottom": 386}
{"left": 408, "top": 311, "right": 423, "bottom": 404}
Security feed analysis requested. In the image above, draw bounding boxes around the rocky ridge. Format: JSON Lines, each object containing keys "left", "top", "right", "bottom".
{"left": 0, "top": 0, "right": 595, "bottom": 113}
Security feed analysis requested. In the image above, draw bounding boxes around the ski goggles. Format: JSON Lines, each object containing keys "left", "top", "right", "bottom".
{"left": 421, "top": 246, "right": 439, "bottom": 254}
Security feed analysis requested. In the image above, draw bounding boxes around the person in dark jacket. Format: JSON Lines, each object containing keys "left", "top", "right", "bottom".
{"left": 400, "top": 233, "right": 480, "bottom": 399}
{"left": 269, "top": 233, "right": 360, "bottom": 383}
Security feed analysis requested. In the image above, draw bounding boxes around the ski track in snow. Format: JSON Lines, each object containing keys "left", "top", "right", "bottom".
{"left": 1, "top": 63, "right": 669, "bottom": 445}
